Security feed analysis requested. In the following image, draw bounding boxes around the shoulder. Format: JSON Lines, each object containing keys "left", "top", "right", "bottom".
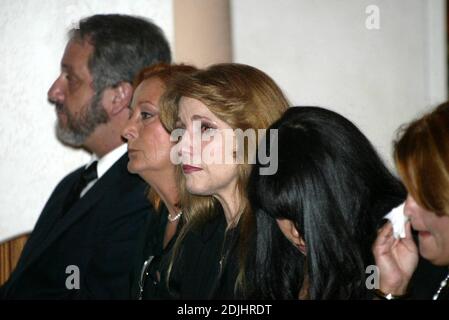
{"left": 54, "top": 165, "right": 84, "bottom": 188}
{"left": 42, "top": 166, "right": 84, "bottom": 202}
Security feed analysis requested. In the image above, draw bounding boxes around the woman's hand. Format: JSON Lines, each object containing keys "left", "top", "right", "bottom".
{"left": 372, "top": 221, "right": 419, "bottom": 295}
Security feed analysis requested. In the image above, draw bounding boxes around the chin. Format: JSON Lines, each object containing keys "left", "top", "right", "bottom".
{"left": 127, "top": 162, "right": 139, "bottom": 174}
{"left": 186, "top": 184, "right": 211, "bottom": 196}
{"left": 420, "top": 246, "right": 439, "bottom": 265}
{"left": 425, "top": 252, "right": 449, "bottom": 266}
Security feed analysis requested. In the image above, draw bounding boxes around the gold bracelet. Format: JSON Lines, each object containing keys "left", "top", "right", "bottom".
{"left": 374, "top": 288, "right": 409, "bottom": 300}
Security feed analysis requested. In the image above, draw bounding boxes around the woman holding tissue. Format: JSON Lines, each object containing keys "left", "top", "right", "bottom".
{"left": 373, "top": 102, "right": 449, "bottom": 300}
{"left": 246, "top": 107, "right": 406, "bottom": 299}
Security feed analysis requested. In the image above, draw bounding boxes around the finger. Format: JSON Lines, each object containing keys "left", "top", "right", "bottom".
{"left": 404, "top": 221, "right": 413, "bottom": 239}
{"left": 377, "top": 222, "right": 394, "bottom": 241}
{"left": 374, "top": 235, "right": 395, "bottom": 256}
{"left": 374, "top": 222, "right": 394, "bottom": 249}
{"left": 378, "top": 221, "right": 392, "bottom": 233}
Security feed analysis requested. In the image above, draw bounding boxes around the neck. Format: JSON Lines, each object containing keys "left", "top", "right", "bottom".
{"left": 141, "top": 166, "right": 179, "bottom": 215}
{"left": 214, "top": 183, "right": 241, "bottom": 228}
{"left": 84, "top": 115, "right": 128, "bottom": 158}
{"left": 142, "top": 166, "right": 180, "bottom": 249}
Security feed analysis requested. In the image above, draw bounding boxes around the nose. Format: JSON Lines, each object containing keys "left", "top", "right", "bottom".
{"left": 404, "top": 194, "right": 418, "bottom": 219}
{"left": 48, "top": 76, "right": 65, "bottom": 104}
{"left": 122, "top": 117, "right": 139, "bottom": 143}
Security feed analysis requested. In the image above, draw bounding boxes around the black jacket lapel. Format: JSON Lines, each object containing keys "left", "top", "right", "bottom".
{"left": 18, "top": 155, "right": 126, "bottom": 274}
{"left": 14, "top": 169, "right": 82, "bottom": 270}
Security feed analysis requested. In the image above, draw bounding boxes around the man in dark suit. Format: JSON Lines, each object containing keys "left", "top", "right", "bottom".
{"left": 0, "top": 14, "right": 171, "bottom": 299}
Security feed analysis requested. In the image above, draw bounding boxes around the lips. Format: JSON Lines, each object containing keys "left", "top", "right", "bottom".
{"left": 182, "top": 164, "right": 203, "bottom": 174}
{"left": 55, "top": 103, "right": 64, "bottom": 113}
{"left": 55, "top": 108, "right": 67, "bottom": 124}
{"left": 55, "top": 104, "right": 66, "bottom": 120}
{"left": 418, "top": 231, "right": 432, "bottom": 238}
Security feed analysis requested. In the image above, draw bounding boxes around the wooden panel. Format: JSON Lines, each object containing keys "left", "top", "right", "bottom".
{"left": 0, "top": 234, "right": 29, "bottom": 286}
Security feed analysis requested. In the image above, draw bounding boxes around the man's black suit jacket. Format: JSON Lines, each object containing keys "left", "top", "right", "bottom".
{"left": 0, "top": 153, "right": 157, "bottom": 299}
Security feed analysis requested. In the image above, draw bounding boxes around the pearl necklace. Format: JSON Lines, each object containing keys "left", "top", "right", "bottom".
{"left": 432, "top": 271, "right": 449, "bottom": 300}
{"left": 168, "top": 211, "right": 183, "bottom": 222}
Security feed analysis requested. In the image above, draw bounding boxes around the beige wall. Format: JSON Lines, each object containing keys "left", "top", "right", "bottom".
{"left": 174, "top": 0, "right": 232, "bottom": 67}
{"left": 231, "top": 0, "right": 447, "bottom": 168}
{"left": 0, "top": 0, "right": 173, "bottom": 242}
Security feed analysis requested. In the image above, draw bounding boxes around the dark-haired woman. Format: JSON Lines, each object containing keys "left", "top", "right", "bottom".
{"left": 246, "top": 106, "right": 405, "bottom": 299}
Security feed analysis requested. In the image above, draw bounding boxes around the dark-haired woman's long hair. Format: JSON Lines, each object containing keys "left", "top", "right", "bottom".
{"left": 246, "top": 106, "right": 405, "bottom": 299}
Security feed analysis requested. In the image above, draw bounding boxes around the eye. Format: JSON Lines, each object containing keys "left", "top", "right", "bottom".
{"left": 64, "top": 72, "right": 81, "bottom": 91}
{"left": 201, "top": 122, "right": 216, "bottom": 133}
{"left": 141, "top": 111, "right": 154, "bottom": 120}
{"left": 171, "top": 122, "right": 186, "bottom": 142}
{"left": 64, "top": 72, "right": 77, "bottom": 83}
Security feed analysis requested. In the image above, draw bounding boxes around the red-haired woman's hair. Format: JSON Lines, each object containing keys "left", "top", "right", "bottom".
{"left": 133, "top": 62, "right": 197, "bottom": 88}
{"left": 395, "top": 102, "right": 449, "bottom": 216}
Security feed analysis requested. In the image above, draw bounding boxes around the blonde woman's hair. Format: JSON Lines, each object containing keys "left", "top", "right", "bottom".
{"left": 159, "top": 63, "right": 290, "bottom": 295}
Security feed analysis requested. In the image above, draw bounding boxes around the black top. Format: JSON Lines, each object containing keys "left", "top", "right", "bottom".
{"left": 138, "top": 204, "right": 171, "bottom": 300}
{"left": 409, "top": 257, "right": 449, "bottom": 300}
{"left": 153, "top": 205, "right": 241, "bottom": 300}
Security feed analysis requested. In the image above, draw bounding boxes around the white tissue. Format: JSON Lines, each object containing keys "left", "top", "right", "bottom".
{"left": 383, "top": 202, "right": 409, "bottom": 239}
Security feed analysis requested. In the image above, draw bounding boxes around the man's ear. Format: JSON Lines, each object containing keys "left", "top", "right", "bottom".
{"left": 102, "top": 82, "right": 133, "bottom": 116}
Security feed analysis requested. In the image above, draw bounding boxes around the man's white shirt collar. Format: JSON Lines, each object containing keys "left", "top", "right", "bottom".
{"left": 86, "top": 143, "right": 127, "bottom": 179}
{"left": 80, "top": 143, "right": 127, "bottom": 197}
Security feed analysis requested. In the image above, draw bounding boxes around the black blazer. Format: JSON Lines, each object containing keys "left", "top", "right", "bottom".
{"left": 0, "top": 153, "right": 157, "bottom": 299}
{"left": 163, "top": 207, "right": 240, "bottom": 300}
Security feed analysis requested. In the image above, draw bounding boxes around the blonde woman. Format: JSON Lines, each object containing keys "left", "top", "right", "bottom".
{"left": 159, "top": 63, "right": 289, "bottom": 299}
